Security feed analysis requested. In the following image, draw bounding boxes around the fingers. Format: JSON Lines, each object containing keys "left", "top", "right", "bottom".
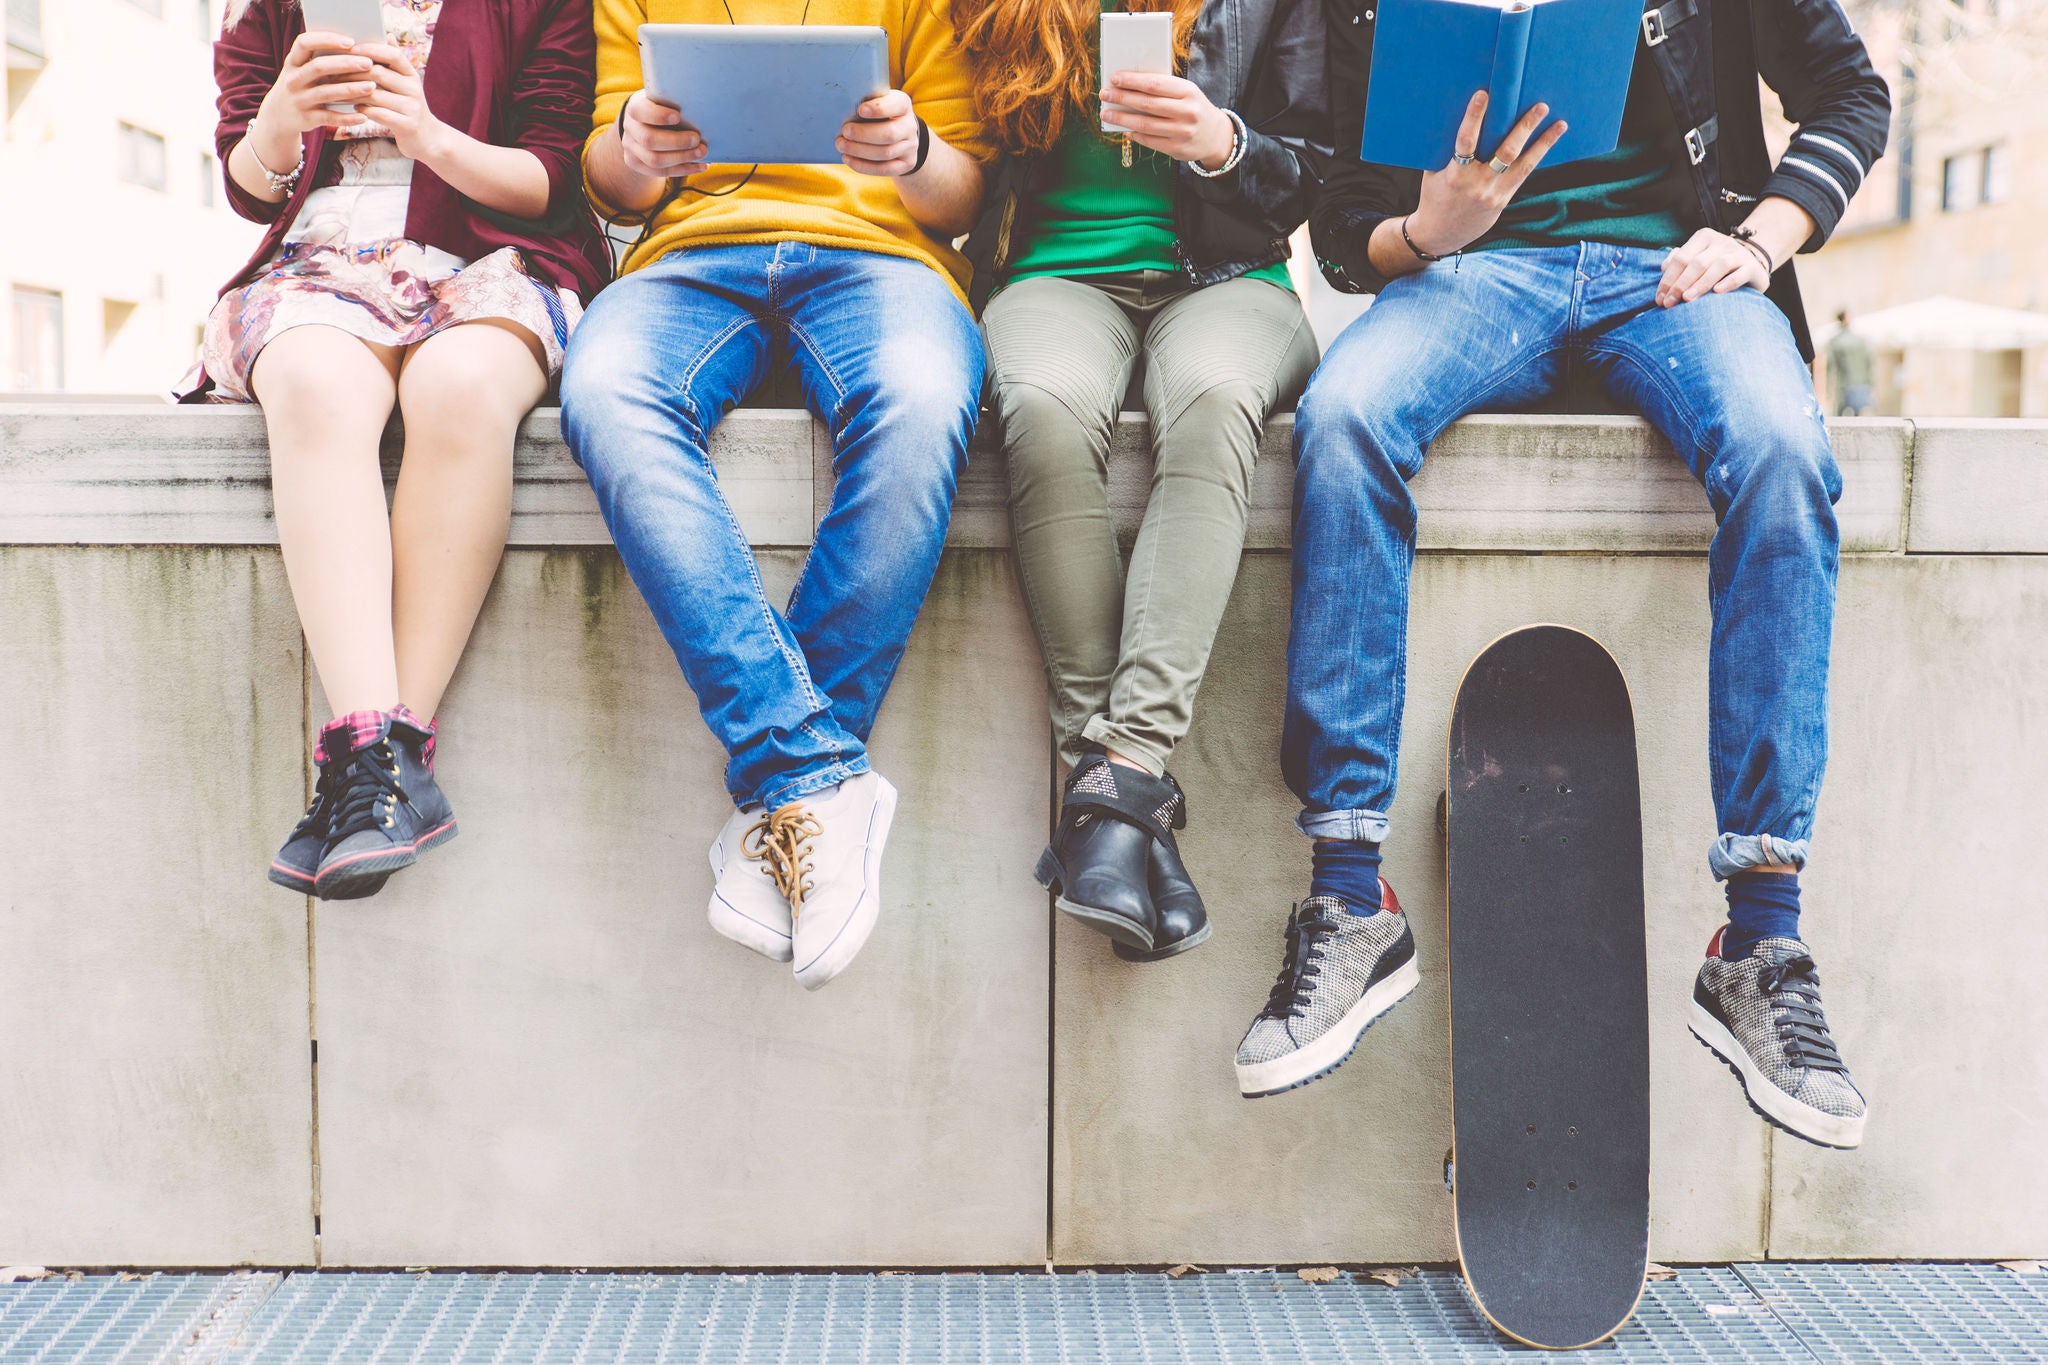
{"left": 289, "top": 31, "right": 356, "bottom": 64}
{"left": 1098, "top": 87, "right": 1187, "bottom": 119}
{"left": 626, "top": 93, "right": 683, "bottom": 130}
{"left": 351, "top": 42, "right": 417, "bottom": 77}
{"left": 311, "top": 80, "right": 379, "bottom": 107}
{"left": 1107, "top": 71, "right": 1193, "bottom": 98}
{"left": 839, "top": 114, "right": 915, "bottom": 148}
{"left": 855, "top": 89, "right": 913, "bottom": 121}
{"left": 1453, "top": 90, "right": 1487, "bottom": 159}
{"left": 1488, "top": 102, "right": 1550, "bottom": 164}
{"left": 297, "top": 52, "right": 375, "bottom": 85}
{"left": 1506, "top": 118, "right": 1567, "bottom": 181}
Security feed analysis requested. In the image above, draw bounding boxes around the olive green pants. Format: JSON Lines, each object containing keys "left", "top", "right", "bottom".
{"left": 982, "top": 271, "right": 1319, "bottom": 775}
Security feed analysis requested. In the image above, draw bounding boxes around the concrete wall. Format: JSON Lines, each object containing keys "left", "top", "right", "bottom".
{"left": 3, "top": 404, "right": 2045, "bottom": 1268}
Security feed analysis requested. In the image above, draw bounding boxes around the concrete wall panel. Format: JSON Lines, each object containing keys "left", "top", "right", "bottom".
{"left": 311, "top": 550, "right": 1051, "bottom": 1267}
{"left": 0, "top": 548, "right": 313, "bottom": 1265}
{"left": 1905, "top": 419, "right": 2048, "bottom": 553}
{"left": 1052, "top": 553, "right": 1769, "bottom": 1265}
{"left": 1766, "top": 556, "right": 2048, "bottom": 1258}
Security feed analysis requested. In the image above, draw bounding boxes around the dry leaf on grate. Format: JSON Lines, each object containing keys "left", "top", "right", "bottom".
{"left": 1165, "top": 1265, "right": 1202, "bottom": 1279}
{"left": 1645, "top": 1264, "right": 1678, "bottom": 1281}
{"left": 1297, "top": 1266, "right": 1342, "bottom": 1284}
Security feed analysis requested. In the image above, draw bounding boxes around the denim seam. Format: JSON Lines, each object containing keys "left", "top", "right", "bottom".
{"left": 673, "top": 313, "right": 763, "bottom": 423}
{"left": 760, "top": 755, "right": 870, "bottom": 812}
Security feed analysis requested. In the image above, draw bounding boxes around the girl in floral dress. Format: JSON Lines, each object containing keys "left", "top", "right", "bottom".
{"left": 201, "top": 0, "right": 608, "bottom": 900}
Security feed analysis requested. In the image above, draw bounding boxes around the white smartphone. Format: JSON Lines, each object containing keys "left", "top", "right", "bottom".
{"left": 301, "top": 0, "right": 389, "bottom": 111}
{"left": 1100, "top": 11, "right": 1173, "bottom": 135}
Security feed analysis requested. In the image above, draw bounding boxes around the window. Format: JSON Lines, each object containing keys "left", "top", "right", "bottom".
{"left": 198, "top": 151, "right": 215, "bottom": 206}
{"left": 10, "top": 286, "right": 63, "bottom": 391}
{"left": 116, "top": 122, "right": 167, "bottom": 190}
{"left": 196, "top": 0, "right": 213, "bottom": 41}
{"left": 1981, "top": 144, "right": 2009, "bottom": 205}
{"left": 1940, "top": 155, "right": 1966, "bottom": 211}
{"left": 123, "top": 0, "right": 164, "bottom": 16}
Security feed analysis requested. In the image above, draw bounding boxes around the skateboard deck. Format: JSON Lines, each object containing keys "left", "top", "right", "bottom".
{"left": 1445, "top": 625, "right": 1650, "bottom": 1350}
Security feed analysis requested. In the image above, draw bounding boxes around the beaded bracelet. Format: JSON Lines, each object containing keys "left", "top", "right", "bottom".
{"left": 247, "top": 131, "right": 304, "bottom": 196}
{"left": 1188, "top": 108, "right": 1248, "bottom": 179}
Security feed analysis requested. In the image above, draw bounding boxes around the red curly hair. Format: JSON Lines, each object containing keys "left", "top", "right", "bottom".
{"left": 952, "top": 0, "right": 1204, "bottom": 155}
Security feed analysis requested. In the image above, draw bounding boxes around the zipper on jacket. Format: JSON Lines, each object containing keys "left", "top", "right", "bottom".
{"left": 1721, "top": 188, "right": 1759, "bottom": 205}
{"left": 1171, "top": 238, "right": 1201, "bottom": 283}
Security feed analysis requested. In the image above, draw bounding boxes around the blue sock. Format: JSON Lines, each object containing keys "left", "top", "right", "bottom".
{"left": 1721, "top": 872, "right": 1801, "bottom": 960}
{"left": 1310, "top": 840, "right": 1383, "bottom": 916}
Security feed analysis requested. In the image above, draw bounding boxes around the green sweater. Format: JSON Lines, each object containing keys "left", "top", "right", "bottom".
{"left": 1004, "top": 7, "right": 1293, "bottom": 292}
{"left": 1472, "top": 53, "right": 1693, "bottom": 254}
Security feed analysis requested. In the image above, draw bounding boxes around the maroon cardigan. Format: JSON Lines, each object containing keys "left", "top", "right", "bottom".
{"left": 212, "top": 0, "right": 610, "bottom": 307}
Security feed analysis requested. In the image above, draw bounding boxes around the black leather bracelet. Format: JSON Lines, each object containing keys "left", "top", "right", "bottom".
{"left": 1729, "top": 225, "right": 1775, "bottom": 274}
{"left": 1401, "top": 215, "right": 1447, "bottom": 263}
{"left": 910, "top": 116, "right": 931, "bottom": 175}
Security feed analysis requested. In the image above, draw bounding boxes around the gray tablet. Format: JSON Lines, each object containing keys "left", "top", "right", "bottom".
{"left": 637, "top": 24, "right": 890, "bottom": 167}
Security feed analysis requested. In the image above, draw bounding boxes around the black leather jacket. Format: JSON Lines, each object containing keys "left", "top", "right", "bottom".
{"left": 961, "top": 0, "right": 1330, "bottom": 312}
{"left": 1311, "top": 0, "right": 1891, "bottom": 358}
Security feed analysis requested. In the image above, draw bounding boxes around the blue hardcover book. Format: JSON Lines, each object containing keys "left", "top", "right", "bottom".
{"left": 1359, "top": 0, "right": 1645, "bottom": 172}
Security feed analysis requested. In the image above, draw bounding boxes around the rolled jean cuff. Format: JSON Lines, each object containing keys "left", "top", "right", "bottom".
{"left": 1296, "top": 807, "right": 1391, "bottom": 843}
{"left": 757, "top": 756, "right": 872, "bottom": 814}
{"left": 1709, "top": 832, "right": 1811, "bottom": 881}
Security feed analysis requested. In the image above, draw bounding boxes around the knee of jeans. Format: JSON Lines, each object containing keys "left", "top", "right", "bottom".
{"left": 1294, "top": 369, "right": 1421, "bottom": 482}
{"left": 1710, "top": 414, "right": 1843, "bottom": 518}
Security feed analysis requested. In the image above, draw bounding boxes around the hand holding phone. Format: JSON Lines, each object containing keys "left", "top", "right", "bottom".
{"left": 301, "top": 0, "right": 388, "bottom": 111}
{"left": 1099, "top": 12, "right": 1172, "bottom": 134}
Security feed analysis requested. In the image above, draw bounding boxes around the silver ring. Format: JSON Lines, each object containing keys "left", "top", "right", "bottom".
{"left": 1488, "top": 156, "right": 1512, "bottom": 174}
{"left": 1452, "top": 152, "right": 1476, "bottom": 165}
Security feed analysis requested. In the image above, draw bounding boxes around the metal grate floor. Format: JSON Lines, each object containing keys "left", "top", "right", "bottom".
{"left": 3, "top": 1265, "right": 2044, "bottom": 1365}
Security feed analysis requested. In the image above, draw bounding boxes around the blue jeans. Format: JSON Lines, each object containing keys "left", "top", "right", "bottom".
{"left": 559, "top": 243, "right": 984, "bottom": 812}
{"left": 1285, "top": 244, "right": 1840, "bottom": 878}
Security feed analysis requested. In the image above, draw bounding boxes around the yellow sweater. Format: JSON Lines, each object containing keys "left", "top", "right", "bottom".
{"left": 587, "top": 0, "right": 990, "bottom": 303}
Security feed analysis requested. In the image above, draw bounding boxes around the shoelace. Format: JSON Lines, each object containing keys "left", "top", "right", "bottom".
{"left": 289, "top": 761, "right": 344, "bottom": 838}
{"left": 1757, "top": 954, "right": 1848, "bottom": 1073}
{"left": 743, "top": 804, "right": 822, "bottom": 920}
{"left": 1257, "top": 911, "right": 1339, "bottom": 1021}
{"left": 327, "top": 741, "right": 409, "bottom": 843}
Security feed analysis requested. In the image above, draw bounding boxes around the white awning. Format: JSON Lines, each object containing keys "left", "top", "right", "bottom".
{"left": 1826, "top": 296, "right": 2048, "bottom": 351}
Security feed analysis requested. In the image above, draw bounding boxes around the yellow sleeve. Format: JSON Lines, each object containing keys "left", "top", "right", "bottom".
{"left": 584, "top": 0, "right": 649, "bottom": 216}
{"left": 900, "top": 0, "right": 992, "bottom": 163}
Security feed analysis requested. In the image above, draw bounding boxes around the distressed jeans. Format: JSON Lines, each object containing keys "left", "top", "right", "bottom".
{"left": 560, "top": 243, "right": 984, "bottom": 812}
{"left": 1284, "top": 244, "right": 1840, "bottom": 878}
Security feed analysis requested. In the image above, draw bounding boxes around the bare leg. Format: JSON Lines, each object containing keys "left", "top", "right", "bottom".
{"left": 252, "top": 326, "right": 404, "bottom": 716}
{"left": 389, "top": 320, "right": 548, "bottom": 719}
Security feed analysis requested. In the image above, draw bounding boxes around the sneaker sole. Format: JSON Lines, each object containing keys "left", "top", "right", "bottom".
{"left": 707, "top": 894, "right": 794, "bottom": 963}
{"left": 272, "top": 861, "right": 390, "bottom": 900}
{"left": 1036, "top": 848, "right": 1156, "bottom": 952}
{"left": 1235, "top": 956, "right": 1422, "bottom": 1099}
{"left": 268, "top": 862, "right": 316, "bottom": 894}
{"left": 1688, "top": 1001, "right": 1867, "bottom": 1150}
{"left": 792, "top": 781, "right": 896, "bottom": 991}
{"left": 1113, "top": 919, "right": 1212, "bottom": 963}
{"left": 314, "top": 819, "right": 457, "bottom": 900}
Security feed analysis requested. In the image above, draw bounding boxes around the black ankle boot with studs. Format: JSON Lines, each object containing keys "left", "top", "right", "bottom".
{"left": 1035, "top": 754, "right": 1208, "bottom": 960}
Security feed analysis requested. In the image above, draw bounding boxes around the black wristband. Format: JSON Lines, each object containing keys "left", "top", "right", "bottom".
{"left": 910, "top": 116, "right": 931, "bottom": 175}
{"left": 616, "top": 97, "right": 632, "bottom": 144}
{"left": 1401, "top": 215, "right": 1446, "bottom": 263}
{"left": 1729, "top": 225, "right": 1775, "bottom": 274}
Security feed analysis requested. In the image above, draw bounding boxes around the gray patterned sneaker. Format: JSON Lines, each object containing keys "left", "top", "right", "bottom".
{"left": 1689, "top": 931, "right": 1868, "bottom": 1149}
{"left": 1235, "top": 884, "right": 1419, "bottom": 1099}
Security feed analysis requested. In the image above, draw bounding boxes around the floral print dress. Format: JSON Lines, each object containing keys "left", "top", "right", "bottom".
{"left": 202, "top": 0, "right": 579, "bottom": 402}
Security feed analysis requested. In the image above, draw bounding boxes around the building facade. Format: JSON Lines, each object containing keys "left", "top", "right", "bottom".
{"left": 3, "top": 0, "right": 258, "bottom": 395}
{"left": 1787, "top": 0, "right": 2048, "bottom": 415}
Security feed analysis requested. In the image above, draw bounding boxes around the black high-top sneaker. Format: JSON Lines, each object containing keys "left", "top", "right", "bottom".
{"left": 267, "top": 749, "right": 387, "bottom": 900}
{"left": 1034, "top": 755, "right": 1190, "bottom": 954}
{"left": 314, "top": 712, "right": 457, "bottom": 900}
{"left": 1690, "top": 929, "right": 1868, "bottom": 1149}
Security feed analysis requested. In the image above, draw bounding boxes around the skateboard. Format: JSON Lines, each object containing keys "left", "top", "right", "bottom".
{"left": 1444, "top": 625, "right": 1651, "bottom": 1350}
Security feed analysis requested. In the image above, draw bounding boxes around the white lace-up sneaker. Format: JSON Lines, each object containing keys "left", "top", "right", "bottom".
{"left": 706, "top": 804, "right": 793, "bottom": 962}
{"left": 752, "top": 771, "right": 898, "bottom": 992}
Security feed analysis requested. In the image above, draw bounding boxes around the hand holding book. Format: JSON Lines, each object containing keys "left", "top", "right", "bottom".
{"left": 1407, "top": 91, "right": 1566, "bottom": 256}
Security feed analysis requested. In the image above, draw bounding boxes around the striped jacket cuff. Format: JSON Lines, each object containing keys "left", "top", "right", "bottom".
{"left": 1764, "top": 129, "right": 1871, "bottom": 250}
